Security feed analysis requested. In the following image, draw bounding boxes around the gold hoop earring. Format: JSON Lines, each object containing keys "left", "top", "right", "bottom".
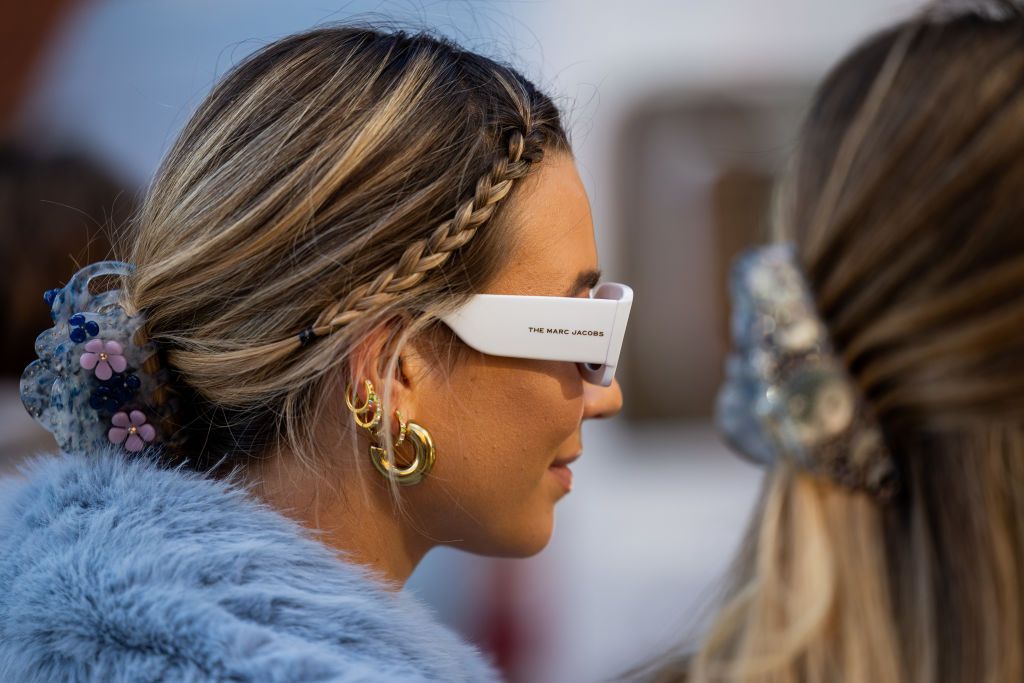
{"left": 344, "top": 379, "right": 374, "bottom": 414}
{"left": 345, "top": 379, "right": 381, "bottom": 431}
{"left": 370, "top": 419, "right": 436, "bottom": 487}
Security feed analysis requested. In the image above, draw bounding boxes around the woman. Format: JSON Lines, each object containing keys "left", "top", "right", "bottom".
{"left": 647, "top": 1, "right": 1024, "bottom": 681}
{"left": 2, "top": 26, "right": 626, "bottom": 681}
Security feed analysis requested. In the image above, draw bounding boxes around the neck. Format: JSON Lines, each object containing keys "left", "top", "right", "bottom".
{"left": 317, "top": 488, "right": 431, "bottom": 586}
{"left": 244, "top": 450, "right": 431, "bottom": 587}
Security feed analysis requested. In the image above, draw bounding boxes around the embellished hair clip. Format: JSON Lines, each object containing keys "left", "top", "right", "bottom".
{"left": 715, "top": 244, "right": 900, "bottom": 500}
{"left": 21, "top": 261, "right": 167, "bottom": 455}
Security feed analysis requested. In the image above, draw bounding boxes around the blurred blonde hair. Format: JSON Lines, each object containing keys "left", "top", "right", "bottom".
{"left": 649, "top": 6, "right": 1024, "bottom": 682}
{"left": 118, "top": 26, "right": 569, "bottom": 489}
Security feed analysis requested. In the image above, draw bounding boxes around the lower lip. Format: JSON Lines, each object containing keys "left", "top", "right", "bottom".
{"left": 548, "top": 464, "right": 574, "bottom": 492}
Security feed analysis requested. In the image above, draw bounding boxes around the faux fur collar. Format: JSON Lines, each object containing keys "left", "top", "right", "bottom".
{"left": 0, "top": 448, "right": 500, "bottom": 682}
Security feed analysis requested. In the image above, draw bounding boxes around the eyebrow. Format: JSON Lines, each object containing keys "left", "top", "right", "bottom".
{"left": 565, "top": 268, "right": 602, "bottom": 296}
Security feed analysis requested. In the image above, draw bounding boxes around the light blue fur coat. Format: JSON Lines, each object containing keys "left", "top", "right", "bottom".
{"left": 0, "top": 447, "right": 500, "bottom": 682}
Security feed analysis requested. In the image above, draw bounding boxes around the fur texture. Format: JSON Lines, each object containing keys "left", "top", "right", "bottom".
{"left": 0, "top": 447, "right": 500, "bottom": 682}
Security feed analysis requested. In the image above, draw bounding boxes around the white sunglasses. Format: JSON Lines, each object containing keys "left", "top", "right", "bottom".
{"left": 440, "top": 282, "right": 633, "bottom": 386}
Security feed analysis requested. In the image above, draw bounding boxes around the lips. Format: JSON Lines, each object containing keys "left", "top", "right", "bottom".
{"left": 551, "top": 451, "right": 582, "bottom": 468}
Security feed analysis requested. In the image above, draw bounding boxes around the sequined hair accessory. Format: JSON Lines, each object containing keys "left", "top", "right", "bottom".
{"left": 21, "top": 261, "right": 168, "bottom": 454}
{"left": 715, "top": 244, "right": 900, "bottom": 500}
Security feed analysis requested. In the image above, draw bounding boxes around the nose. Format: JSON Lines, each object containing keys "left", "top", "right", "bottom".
{"left": 582, "top": 377, "right": 623, "bottom": 420}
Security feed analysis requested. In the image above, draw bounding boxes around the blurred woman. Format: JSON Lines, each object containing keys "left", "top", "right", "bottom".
{"left": 648, "top": 1, "right": 1024, "bottom": 681}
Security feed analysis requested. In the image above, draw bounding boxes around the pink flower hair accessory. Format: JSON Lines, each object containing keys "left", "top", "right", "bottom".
{"left": 108, "top": 410, "right": 156, "bottom": 452}
{"left": 79, "top": 339, "right": 127, "bottom": 381}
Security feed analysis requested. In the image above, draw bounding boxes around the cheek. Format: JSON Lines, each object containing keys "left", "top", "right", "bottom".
{"left": 441, "top": 357, "right": 582, "bottom": 471}
{"left": 408, "top": 355, "right": 583, "bottom": 551}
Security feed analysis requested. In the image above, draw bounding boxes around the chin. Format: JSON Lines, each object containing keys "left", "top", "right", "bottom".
{"left": 506, "top": 528, "right": 553, "bottom": 558}
{"left": 457, "top": 509, "right": 555, "bottom": 559}
{"left": 504, "top": 503, "right": 558, "bottom": 557}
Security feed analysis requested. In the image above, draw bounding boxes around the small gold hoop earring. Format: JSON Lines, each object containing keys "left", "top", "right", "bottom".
{"left": 345, "top": 380, "right": 381, "bottom": 431}
{"left": 344, "top": 379, "right": 375, "bottom": 414}
{"left": 370, "top": 420, "right": 436, "bottom": 487}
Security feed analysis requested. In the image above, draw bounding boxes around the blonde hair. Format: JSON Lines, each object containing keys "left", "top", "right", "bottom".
{"left": 118, "top": 26, "right": 569, "bottom": 482}
{"left": 650, "top": 8, "right": 1024, "bottom": 683}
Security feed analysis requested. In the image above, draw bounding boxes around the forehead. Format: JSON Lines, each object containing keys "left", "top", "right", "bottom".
{"left": 487, "top": 153, "right": 598, "bottom": 297}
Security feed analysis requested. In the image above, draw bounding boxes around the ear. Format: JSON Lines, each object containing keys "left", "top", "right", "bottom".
{"left": 345, "top": 321, "right": 430, "bottom": 416}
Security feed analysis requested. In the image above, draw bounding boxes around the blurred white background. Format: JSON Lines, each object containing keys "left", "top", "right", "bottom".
{"left": 2, "top": 1, "right": 926, "bottom": 681}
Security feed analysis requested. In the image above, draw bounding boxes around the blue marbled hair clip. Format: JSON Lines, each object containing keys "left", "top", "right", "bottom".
{"left": 715, "top": 244, "right": 900, "bottom": 500}
{"left": 21, "top": 261, "right": 165, "bottom": 455}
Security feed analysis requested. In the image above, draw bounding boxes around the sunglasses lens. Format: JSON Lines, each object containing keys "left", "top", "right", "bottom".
{"left": 577, "top": 282, "right": 633, "bottom": 386}
{"left": 592, "top": 282, "right": 629, "bottom": 301}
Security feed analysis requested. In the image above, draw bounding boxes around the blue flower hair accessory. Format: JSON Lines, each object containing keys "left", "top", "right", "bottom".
{"left": 715, "top": 244, "right": 900, "bottom": 500}
{"left": 21, "top": 261, "right": 168, "bottom": 455}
